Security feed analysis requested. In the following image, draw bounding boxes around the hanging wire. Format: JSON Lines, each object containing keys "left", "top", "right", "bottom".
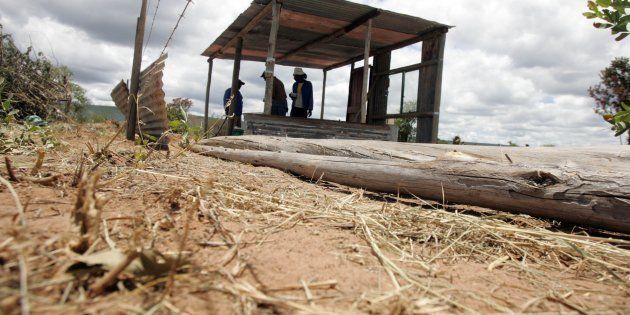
{"left": 160, "top": 0, "right": 194, "bottom": 56}
{"left": 144, "top": 0, "right": 161, "bottom": 52}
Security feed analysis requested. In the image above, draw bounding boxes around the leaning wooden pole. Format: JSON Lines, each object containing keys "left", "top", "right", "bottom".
{"left": 360, "top": 19, "right": 372, "bottom": 124}
{"left": 126, "top": 0, "right": 149, "bottom": 141}
{"left": 227, "top": 37, "right": 243, "bottom": 136}
{"left": 203, "top": 58, "right": 214, "bottom": 138}
{"left": 263, "top": 0, "right": 280, "bottom": 115}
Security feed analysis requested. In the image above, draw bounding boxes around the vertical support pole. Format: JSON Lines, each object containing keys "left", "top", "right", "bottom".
{"left": 320, "top": 70, "right": 327, "bottom": 120}
{"left": 369, "top": 52, "right": 391, "bottom": 125}
{"left": 431, "top": 33, "right": 447, "bottom": 143}
{"left": 417, "top": 32, "right": 447, "bottom": 143}
{"left": 126, "top": 0, "right": 149, "bottom": 140}
{"left": 203, "top": 58, "right": 214, "bottom": 138}
{"left": 360, "top": 19, "right": 372, "bottom": 124}
{"left": 227, "top": 37, "right": 243, "bottom": 136}
{"left": 263, "top": 0, "right": 281, "bottom": 115}
{"left": 400, "top": 71, "right": 406, "bottom": 114}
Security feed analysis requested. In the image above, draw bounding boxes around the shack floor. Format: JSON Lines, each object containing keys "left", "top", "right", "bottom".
{"left": 0, "top": 123, "right": 628, "bottom": 314}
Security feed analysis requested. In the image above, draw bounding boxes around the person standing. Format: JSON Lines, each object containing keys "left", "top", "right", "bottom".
{"left": 260, "top": 72, "right": 288, "bottom": 116}
{"left": 224, "top": 80, "right": 245, "bottom": 128}
{"left": 289, "top": 68, "right": 313, "bottom": 118}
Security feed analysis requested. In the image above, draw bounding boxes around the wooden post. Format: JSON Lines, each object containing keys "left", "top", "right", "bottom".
{"left": 263, "top": 0, "right": 281, "bottom": 115}
{"left": 227, "top": 37, "right": 243, "bottom": 136}
{"left": 126, "top": 0, "right": 149, "bottom": 141}
{"left": 417, "top": 33, "right": 446, "bottom": 143}
{"left": 346, "top": 62, "right": 355, "bottom": 116}
{"left": 203, "top": 58, "right": 214, "bottom": 138}
{"left": 320, "top": 70, "right": 327, "bottom": 120}
{"left": 360, "top": 19, "right": 372, "bottom": 124}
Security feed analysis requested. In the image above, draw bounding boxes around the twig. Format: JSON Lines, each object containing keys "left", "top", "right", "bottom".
{"left": 0, "top": 175, "right": 26, "bottom": 226}
{"left": 5, "top": 156, "right": 20, "bottom": 182}
{"left": 30, "top": 149, "right": 45, "bottom": 176}
{"left": 18, "top": 251, "right": 29, "bottom": 315}
{"left": 266, "top": 280, "right": 338, "bottom": 292}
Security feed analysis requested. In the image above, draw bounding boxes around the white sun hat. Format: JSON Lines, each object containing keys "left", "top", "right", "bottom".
{"left": 293, "top": 67, "right": 306, "bottom": 76}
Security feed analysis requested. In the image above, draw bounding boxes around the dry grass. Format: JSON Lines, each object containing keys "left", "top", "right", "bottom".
{"left": 0, "top": 122, "right": 628, "bottom": 314}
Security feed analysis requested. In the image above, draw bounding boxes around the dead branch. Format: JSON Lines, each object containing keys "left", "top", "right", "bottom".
{"left": 5, "top": 156, "right": 20, "bottom": 182}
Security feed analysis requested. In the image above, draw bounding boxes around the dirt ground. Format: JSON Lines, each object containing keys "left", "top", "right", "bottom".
{"left": 1, "top": 122, "right": 629, "bottom": 314}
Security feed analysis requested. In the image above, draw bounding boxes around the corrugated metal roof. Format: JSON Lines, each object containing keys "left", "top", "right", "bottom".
{"left": 111, "top": 54, "right": 169, "bottom": 138}
{"left": 202, "top": 0, "right": 450, "bottom": 69}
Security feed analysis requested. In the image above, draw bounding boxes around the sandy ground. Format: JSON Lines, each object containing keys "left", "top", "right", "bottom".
{"left": 0, "top": 122, "right": 629, "bottom": 314}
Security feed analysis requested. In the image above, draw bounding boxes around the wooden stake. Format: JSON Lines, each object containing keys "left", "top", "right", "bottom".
{"left": 360, "top": 19, "right": 372, "bottom": 124}
{"left": 320, "top": 70, "right": 327, "bottom": 120}
{"left": 227, "top": 37, "right": 243, "bottom": 136}
{"left": 126, "top": 0, "right": 149, "bottom": 141}
{"left": 203, "top": 58, "right": 214, "bottom": 138}
{"left": 263, "top": 0, "right": 281, "bottom": 115}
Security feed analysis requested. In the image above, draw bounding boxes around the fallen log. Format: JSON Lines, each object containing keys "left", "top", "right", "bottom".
{"left": 193, "top": 137, "right": 630, "bottom": 233}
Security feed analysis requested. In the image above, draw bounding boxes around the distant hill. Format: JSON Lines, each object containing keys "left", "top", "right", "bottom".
{"left": 84, "top": 105, "right": 125, "bottom": 122}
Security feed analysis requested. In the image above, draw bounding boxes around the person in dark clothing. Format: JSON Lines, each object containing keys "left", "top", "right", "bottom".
{"left": 223, "top": 80, "right": 245, "bottom": 128}
{"left": 260, "top": 72, "right": 288, "bottom": 116}
{"left": 289, "top": 68, "right": 313, "bottom": 118}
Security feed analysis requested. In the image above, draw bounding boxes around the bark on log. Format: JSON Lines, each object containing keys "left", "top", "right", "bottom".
{"left": 193, "top": 136, "right": 630, "bottom": 233}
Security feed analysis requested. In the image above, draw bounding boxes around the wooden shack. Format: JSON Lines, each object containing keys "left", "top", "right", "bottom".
{"left": 202, "top": 0, "right": 451, "bottom": 143}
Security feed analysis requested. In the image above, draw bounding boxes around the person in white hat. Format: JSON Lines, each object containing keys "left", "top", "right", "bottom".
{"left": 289, "top": 68, "right": 313, "bottom": 118}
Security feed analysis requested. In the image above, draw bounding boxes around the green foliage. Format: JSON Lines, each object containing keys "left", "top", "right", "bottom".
{"left": 395, "top": 101, "right": 418, "bottom": 142}
{"left": 604, "top": 101, "right": 630, "bottom": 137}
{"left": 0, "top": 25, "right": 90, "bottom": 121}
{"left": 395, "top": 118, "right": 415, "bottom": 142}
{"left": 590, "top": 57, "right": 630, "bottom": 143}
{"left": 165, "top": 97, "right": 201, "bottom": 146}
{"left": 583, "top": 0, "right": 630, "bottom": 41}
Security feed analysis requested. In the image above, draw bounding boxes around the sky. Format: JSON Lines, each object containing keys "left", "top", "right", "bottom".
{"left": 0, "top": 0, "right": 628, "bottom": 146}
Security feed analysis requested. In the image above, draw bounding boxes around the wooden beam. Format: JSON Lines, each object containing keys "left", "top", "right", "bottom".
{"left": 372, "top": 111, "right": 437, "bottom": 120}
{"left": 320, "top": 70, "right": 327, "bottom": 120}
{"left": 360, "top": 19, "right": 372, "bottom": 124}
{"left": 210, "top": 4, "right": 273, "bottom": 59}
{"left": 324, "top": 26, "right": 449, "bottom": 72}
{"left": 375, "top": 60, "right": 439, "bottom": 77}
{"left": 263, "top": 0, "right": 281, "bottom": 115}
{"left": 126, "top": 0, "right": 148, "bottom": 140}
{"left": 203, "top": 58, "right": 214, "bottom": 138}
{"left": 227, "top": 37, "right": 243, "bottom": 136}
{"left": 277, "top": 9, "right": 380, "bottom": 63}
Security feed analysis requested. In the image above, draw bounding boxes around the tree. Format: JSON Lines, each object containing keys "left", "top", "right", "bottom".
{"left": 166, "top": 97, "right": 195, "bottom": 134}
{"left": 166, "top": 97, "right": 193, "bottom": 122}
{"left": 589, "top": 57, "right": 630, "bottom": 144}
{"left": 583, "top": 0, "right": 629, "bottom": 41}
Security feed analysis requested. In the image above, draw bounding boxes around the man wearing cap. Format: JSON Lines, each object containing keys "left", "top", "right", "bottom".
{"left": 261, "top": 72, "right": 288, "bottom": 116}
{"left": 289, "top": 68, "right": 313, "bottom": 118}
{"left": 223, "top": 80, "right": 245, "bottom": 128}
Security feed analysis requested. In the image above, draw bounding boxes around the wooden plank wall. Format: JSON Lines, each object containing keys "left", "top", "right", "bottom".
{"left": 244, "top": 114, "right": 398, "bottom": 141}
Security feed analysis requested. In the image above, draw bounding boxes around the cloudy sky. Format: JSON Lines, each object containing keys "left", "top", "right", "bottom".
{"left": 1, "top": 0, "right": 628, "bottom": 146}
